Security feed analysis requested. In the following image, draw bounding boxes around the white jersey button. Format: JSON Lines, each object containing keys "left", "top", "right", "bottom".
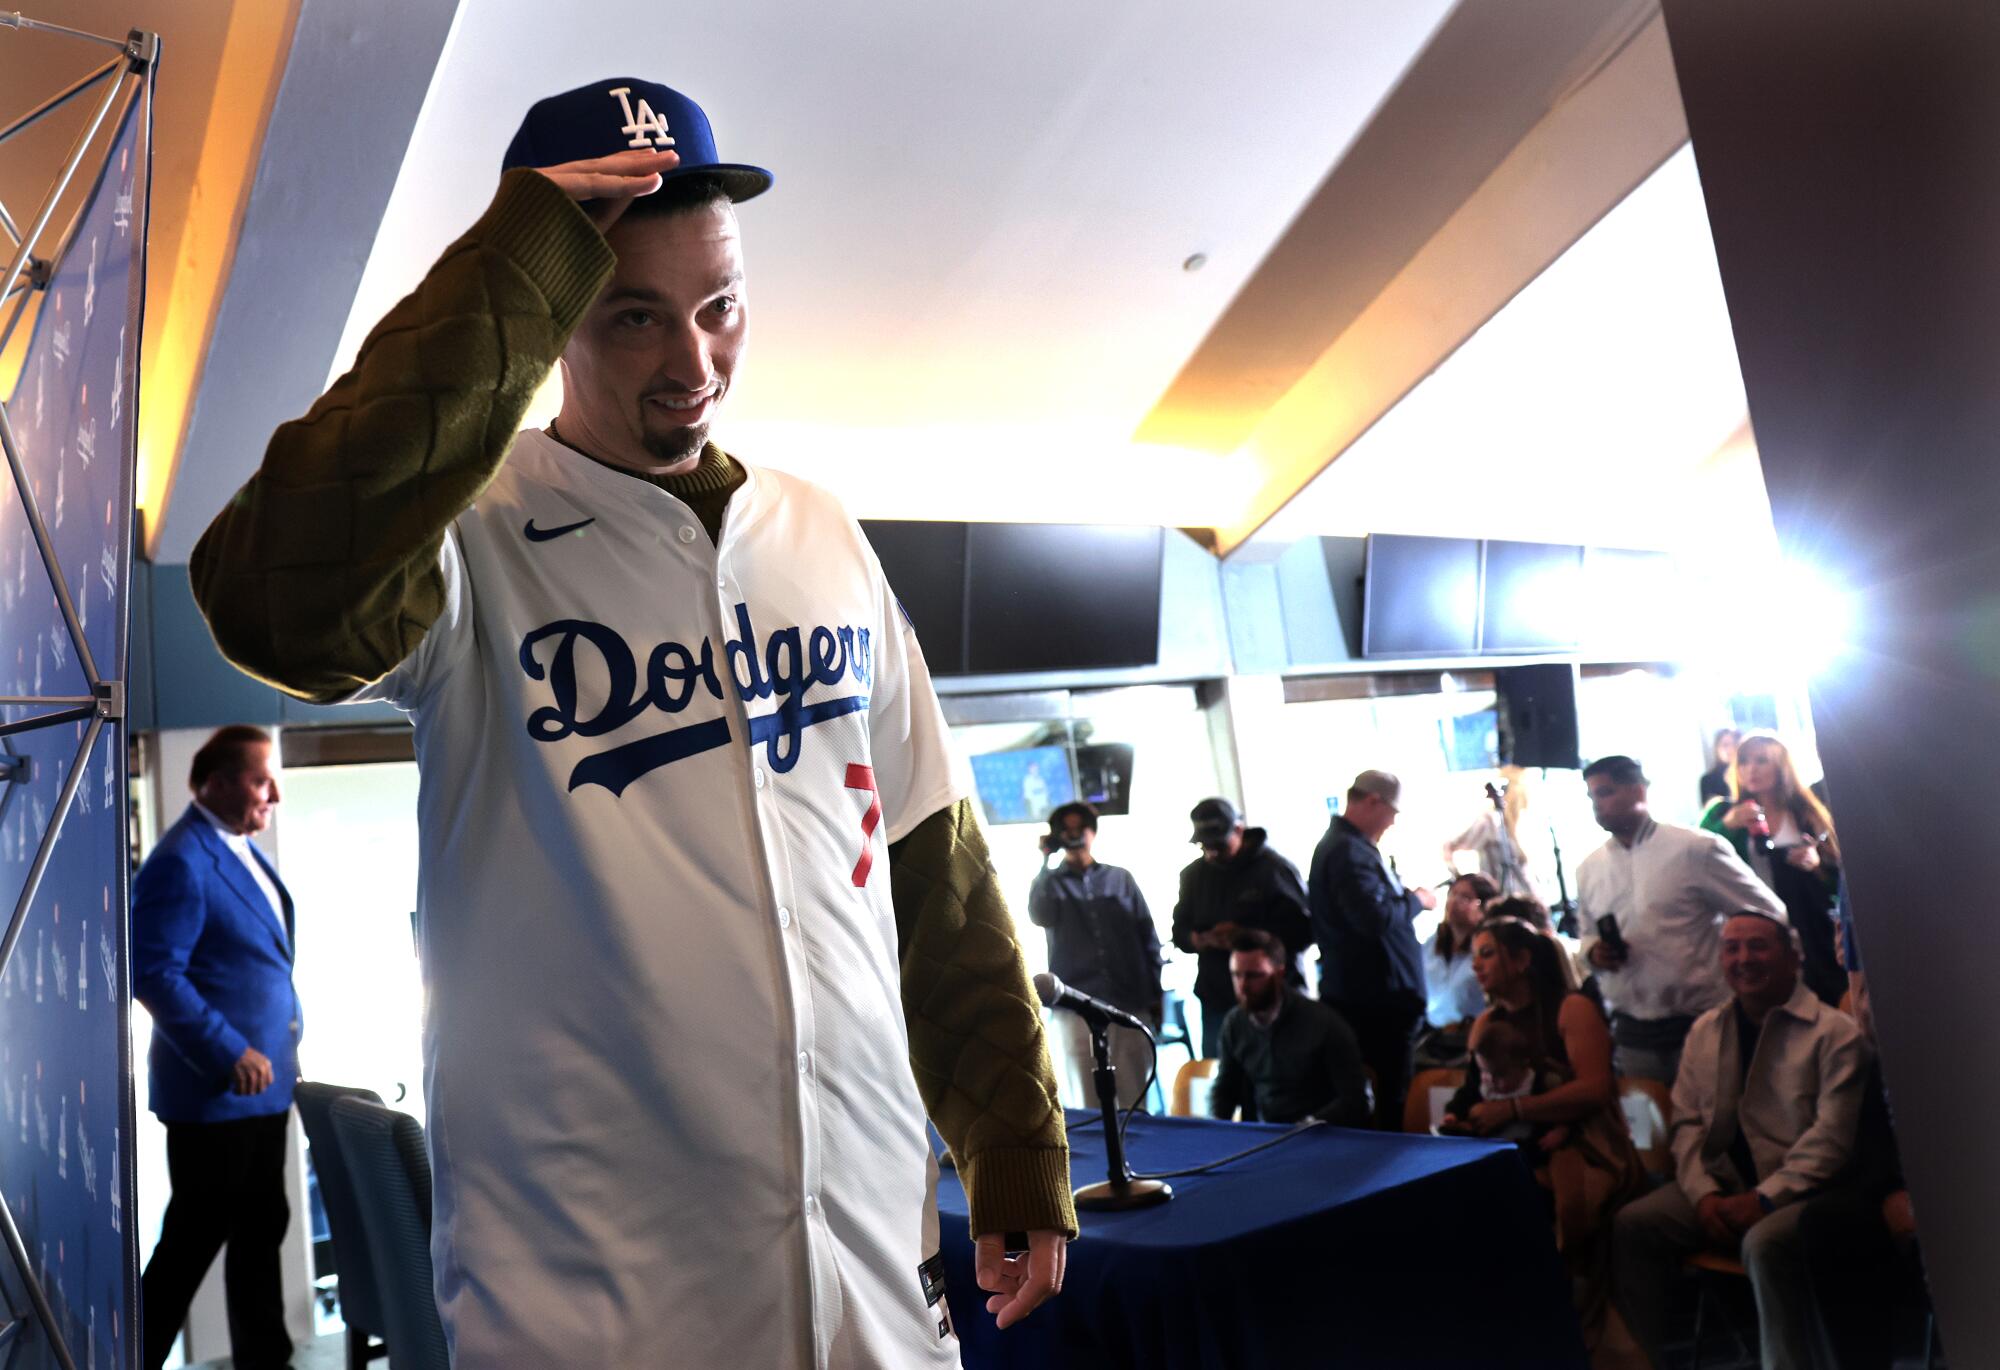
{"left": 803, "top": 1194, "right": 819, "bottom": 1216}
{"left": 677, "top": 525, "right": 697, "bottom": 543}
{"left": 716, "top": 575, "right": 727, "bottom": 590}
{"left": 777, "top": 907, "right": 791, "bottom": 929}
{"left": 754, "top": 767, "right": 767, "bottom": 790}
{"left": 797, "top": 1051, "right": 811, "bottom": 1074}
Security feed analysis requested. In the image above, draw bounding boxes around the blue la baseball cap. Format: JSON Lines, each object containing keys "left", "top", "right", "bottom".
{"left": 502, "top": 78, "right": 773, "bottom": 203}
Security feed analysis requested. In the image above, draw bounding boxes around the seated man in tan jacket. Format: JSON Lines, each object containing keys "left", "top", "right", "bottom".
{"left": 1611, "top": 910, "right": 1869, "bottom": 1370}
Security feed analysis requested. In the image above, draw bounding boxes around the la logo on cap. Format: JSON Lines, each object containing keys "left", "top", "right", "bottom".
{"left": 609, "top": 86, "right": 675, "bottom": 150}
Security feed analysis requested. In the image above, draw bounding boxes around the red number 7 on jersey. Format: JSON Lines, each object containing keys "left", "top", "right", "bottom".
{"left": 845, "top": 765, "right": 883, "bottom": 887}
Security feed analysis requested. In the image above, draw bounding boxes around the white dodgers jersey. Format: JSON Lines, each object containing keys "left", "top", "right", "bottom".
{"left": 352, "top": 430, "right": 965, "bottom": 1368}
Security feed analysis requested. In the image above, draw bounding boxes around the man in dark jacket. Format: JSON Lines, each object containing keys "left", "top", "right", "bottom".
{"left": 1310, "top": 770, "right": 1437, "bottom": 1129}
{"left": 1210, "top": 929, "right": 1369, "bottom": 1127}
{"left": 1170, "top": 798, "right": 1311, "bottom": 1057}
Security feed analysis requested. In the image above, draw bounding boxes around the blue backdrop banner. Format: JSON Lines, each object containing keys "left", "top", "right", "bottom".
{"left": 0, "top": 84, "right": 149, "bottom": 1370}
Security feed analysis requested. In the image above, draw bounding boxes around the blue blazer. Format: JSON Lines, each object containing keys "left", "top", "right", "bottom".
{"left": 132, "top": 806, "right": 303, "bottom": 1123}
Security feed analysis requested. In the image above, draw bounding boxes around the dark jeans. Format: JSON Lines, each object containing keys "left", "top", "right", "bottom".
{"left": 1609, "top": 1011, "right": 1698, "bottom": 1087}
{"left": 1799, "top": 1189, "right": 1924, "bottom": 1370}
{"left": 1328, "top": 996, "right": 1421, "bottom": 1130}
{"left": 142, "top": 1111, "right": 294, "bottom": 1370}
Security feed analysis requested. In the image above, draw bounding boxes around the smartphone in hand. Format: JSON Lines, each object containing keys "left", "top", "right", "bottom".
{"left": 1595, "top": 914, "right": 1629, "bottom": 959}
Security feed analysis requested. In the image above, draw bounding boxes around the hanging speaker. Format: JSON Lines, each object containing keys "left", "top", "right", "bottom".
{"left": 1495, "top": 664, "right": 1581, "bottom": 769}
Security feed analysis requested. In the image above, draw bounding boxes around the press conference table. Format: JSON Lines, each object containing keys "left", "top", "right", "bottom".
{"left": 936, "top": 1109, "right": 1586, "bottom": 1369}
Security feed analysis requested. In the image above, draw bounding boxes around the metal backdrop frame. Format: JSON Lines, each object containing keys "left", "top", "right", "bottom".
{"left": 0, "top": 14, "right": 156, "bottom": 1369}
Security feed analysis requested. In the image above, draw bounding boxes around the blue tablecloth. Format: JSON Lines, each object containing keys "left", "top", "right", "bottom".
{"left": 937, "top": 1110, "right": 1585, "bottom": 1369}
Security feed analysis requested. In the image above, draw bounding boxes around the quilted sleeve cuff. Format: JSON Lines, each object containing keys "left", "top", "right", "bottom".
{"left": 471, "top": 167, "right": 617, "bottom": 333}
{"left": 961, "top": 1145, "right": 1079, "bottom": 1240}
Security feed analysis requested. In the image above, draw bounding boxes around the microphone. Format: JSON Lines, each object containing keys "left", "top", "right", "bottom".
{"left": 1032, "top": 971, "right": 1173, "bottom": 1212}
{"left": 1033, "top": 972, "right": 1151, "bottom": 1034}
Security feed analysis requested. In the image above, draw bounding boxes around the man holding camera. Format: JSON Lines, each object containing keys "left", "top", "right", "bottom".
{"left": 1028, "top": 802, "right": 1164, "bottom": 1111}
{"left": 1577, "top": 755, "right": 1785, "bottom": 1085}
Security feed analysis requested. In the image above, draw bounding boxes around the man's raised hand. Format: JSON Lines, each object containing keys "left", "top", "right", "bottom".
{"left": 537, "top": 148, "right": 680, "bottom": 231}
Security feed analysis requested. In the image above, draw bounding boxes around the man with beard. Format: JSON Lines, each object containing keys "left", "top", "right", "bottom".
{"left": 191, "top": 78, "right": 1071, "bottom": 1367}
{"left": 1207, "top": 929, "right": 1367, "bottom": 1127}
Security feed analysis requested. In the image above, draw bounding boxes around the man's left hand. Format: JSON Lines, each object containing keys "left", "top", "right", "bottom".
{"left": 1714, "top": 1192, "right": 1767, "bottom": 1234}
{"left": 975, "top": 1229, "right": 1066, "bottom": 1329}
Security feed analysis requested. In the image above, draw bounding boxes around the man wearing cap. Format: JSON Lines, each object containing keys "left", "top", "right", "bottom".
{"left": 191, "top": 79, "right": 1072, "bottom": 1367}
{"left": 1169, "top": 797, "right": 1311, "bottom": 1059}
{"left": 1308, "top": 770, "right": 1437, "bottom": 1130}
{"left": 1578, "top": 755, "right": 1785, "bottom": 1085}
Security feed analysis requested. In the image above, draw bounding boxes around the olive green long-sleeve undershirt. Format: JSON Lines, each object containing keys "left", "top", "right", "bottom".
{"left": 188, "top": 168, "right": 1075, "bottom": 1240}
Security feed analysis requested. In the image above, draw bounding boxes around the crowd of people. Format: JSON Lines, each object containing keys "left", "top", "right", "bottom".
{"left": 1026, "top": 734, "right": 1923, "bottom": 1370}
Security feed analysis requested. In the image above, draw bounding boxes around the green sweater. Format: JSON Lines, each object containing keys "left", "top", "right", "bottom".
{"left": 188, "top": 168, "right": 1075, "bottom": 1240}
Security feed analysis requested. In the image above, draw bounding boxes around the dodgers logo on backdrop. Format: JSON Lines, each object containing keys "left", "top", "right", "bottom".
{"left": 609, "top": 86, "right": 675, "bottom": 150}
{"left": 519, "top": 603, "right": 871, "bottom": 796}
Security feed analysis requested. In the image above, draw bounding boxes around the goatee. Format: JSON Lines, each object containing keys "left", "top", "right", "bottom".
{"left": 643, "top": 424, "right": 709, "bottom": 466}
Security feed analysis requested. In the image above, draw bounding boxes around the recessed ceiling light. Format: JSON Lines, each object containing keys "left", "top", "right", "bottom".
{"left": 1182, "top": 253, "right": 1207, "bottom": 273}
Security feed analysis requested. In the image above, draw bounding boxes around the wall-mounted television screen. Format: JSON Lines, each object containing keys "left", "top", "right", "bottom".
{"left": 1073, "top": 742, "right": 1135, "bottom": 816}
{"left": 1442, "top": 710, "right": 1502, "bottom": 772}
{"left": 969, "top": 744, "right": 1077, "bottom": 825}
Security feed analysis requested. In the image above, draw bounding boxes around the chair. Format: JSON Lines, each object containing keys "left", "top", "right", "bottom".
{"left": 1617, "top": 1076, "right": 1674, "bottom": 1180}
{"left": 1403, "top": 1068, "right": 1466, "bottom": 1134}
{"left": 1154, "top": 990, "right": 1193, "bottom": 1055}
{"left": 1147, "top": 991, "right": 1195, "bottom": 1114}
{"left": 294, "top": 1083, "right": 389, "bottom": 1370}
{"left": 330, "top": 1096, "right": 450, "bottom": 1370}
{"left": 1686, "top": 1251, "right": 1754, "bottom": 1367}
{"left": 1170, "top": 1059, "right": 1216, "bottom": 1117}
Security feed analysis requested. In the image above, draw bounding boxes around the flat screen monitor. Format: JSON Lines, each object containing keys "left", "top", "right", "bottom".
{"left": 1481, "top": 540, "right": 1583, "bottom": 654}
{"left": 964, "top": 524, "right": 1163, "bottom": 674}
{"left": 859, "top": 519, "right": 969, "bottom": 674}
{"left": 969, "top": 744, "right": 1077, "bottom": 825}
{"left": 1362, "top": 534, "right": 1481, "bottom": 658}
{"left": 1442, "top": 710, "right": 1501, "bottom": 772}
{"left": 1074, "top": 742, "right": 1135, "bottom": 816}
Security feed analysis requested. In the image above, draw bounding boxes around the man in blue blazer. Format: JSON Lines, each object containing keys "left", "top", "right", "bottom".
{"left": 134, "top": 725, "right": 301, "bottom": 1370}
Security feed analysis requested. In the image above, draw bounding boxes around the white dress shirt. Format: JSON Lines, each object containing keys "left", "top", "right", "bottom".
{"left": 1576, "top": 816, "right": 1785, "bottom": 1021}
{"left": 192, "top": 800, "right": 286, "bottom": 941}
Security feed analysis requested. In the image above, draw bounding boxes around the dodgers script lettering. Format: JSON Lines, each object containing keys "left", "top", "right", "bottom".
{"left": 518, "top": 603, "right": 873, "bottom": 796}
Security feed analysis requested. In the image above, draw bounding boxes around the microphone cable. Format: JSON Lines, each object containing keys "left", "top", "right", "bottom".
{"left": 1111, "top": 1020, "right": 1329, "bottom": 1182}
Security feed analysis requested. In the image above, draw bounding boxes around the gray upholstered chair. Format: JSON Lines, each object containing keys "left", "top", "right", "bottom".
{"left": 329, "top": 1095, "right": 449, "bottom": 1370}
{"left": 293, "top": 1082, "right": 388, "bottom": 1370}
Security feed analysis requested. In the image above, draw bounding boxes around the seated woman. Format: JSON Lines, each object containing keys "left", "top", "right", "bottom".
{"left": 1485, "top": 893, "right": 1586, "bottom": 993}
{"left": 1455, "top": 917, "right": 1645, "bottom": 1338}
{"left": 1699, "top": 729, "right": 1846, "bottom": 1003}
{"left": 1415, "top": 872, "right": 1497, "bottom": 1068}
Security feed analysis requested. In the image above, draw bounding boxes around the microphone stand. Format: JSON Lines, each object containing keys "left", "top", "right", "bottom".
{"left": 1072, "top": 1021, "right": 1173, "bottom": 1211}
{"left": 1550, "top": 823, "right": 1578, "bottom": 937}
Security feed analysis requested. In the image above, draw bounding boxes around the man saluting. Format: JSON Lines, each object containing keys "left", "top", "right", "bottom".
{"left": 192, "top": 78, "right": 1073, "bottom": 1367}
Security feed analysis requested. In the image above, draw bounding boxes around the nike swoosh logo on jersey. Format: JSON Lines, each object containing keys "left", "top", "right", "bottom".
{"left": 524, "top": 517, "right": 597, "bottom": 542}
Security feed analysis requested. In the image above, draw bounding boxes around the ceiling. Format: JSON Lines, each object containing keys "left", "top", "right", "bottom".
{"left": 4, "top": 0, "right": 1761, "bottom": 567}
{"left": 1256, "top": 145, "right": 1765, "bottom": 558}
